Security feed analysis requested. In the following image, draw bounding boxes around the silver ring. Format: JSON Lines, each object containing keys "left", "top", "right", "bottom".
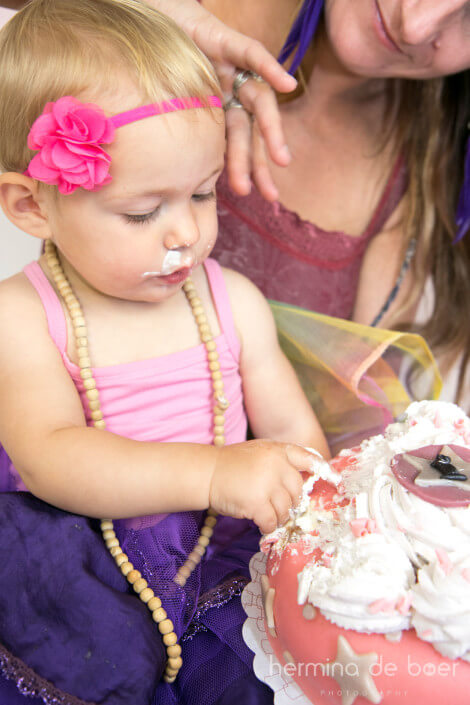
{"left": 223, "top": 96, "right": 245, "bottom": 112}
{"left": 232, "top": 69, "right": 263, "bottom": 102}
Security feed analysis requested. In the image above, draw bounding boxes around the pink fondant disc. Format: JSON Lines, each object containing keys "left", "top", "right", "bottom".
{"left": 391, "top": 445, "right": 470, "bottom": 507}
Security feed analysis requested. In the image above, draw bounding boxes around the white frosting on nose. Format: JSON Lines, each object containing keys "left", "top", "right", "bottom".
{"left": 160, "top": 250, "right": 183, "bottom": 274}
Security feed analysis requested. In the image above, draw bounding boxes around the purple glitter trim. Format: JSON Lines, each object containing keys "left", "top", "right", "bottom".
{"left": 0, "top": 642, "right": 96, "bottom": 705}
{"left": 182, "top": 577, "right": 247, "bottom": 642}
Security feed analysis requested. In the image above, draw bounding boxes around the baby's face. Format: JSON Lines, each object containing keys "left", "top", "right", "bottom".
{"left": 42, "top": 104, "right": 225, "bottom": 303}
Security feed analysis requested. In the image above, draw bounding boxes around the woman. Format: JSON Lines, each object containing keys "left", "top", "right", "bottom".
{"left": 149, "top": 0, "right": 470, "bottom": 409}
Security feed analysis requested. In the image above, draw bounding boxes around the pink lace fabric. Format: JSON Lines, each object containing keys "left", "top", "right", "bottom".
{"left": 212, "top": 158, "right": 407, "bottom": 318}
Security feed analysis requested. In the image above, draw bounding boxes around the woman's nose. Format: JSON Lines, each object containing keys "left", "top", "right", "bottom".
{"left": 398, "top": 0, "right": 464, "bottom": 46}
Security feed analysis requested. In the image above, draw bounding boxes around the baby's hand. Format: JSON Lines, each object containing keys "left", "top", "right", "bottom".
{"left": 209, "top": 441, "right": 316, "bottom": 534}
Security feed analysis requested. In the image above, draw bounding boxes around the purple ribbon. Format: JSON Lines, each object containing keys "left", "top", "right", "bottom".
{"left": 277, "top": 0, "right": 324, "bottom": 75}
{"left": 455, "top": 136, "right": 470, "bottom": 243}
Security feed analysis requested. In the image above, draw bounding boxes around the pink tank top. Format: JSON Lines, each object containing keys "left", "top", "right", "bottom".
{"left": 23, "top": 258, "right": 247, "bottom": 446}
{"left": 212, "top": 159, "right": 407, "bottom": 318}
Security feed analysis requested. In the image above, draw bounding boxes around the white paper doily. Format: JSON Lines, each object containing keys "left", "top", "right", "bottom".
{"left": 241, "top": 551, "right": 313, "bottom": 705}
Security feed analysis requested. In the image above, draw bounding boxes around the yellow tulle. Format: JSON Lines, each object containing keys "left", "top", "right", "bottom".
{"left": 270, "top": 301, "right": 442, "bottom": 454}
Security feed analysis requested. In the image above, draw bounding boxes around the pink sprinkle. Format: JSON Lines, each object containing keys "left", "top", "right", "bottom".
{"left": 454, "top": 419, "right": 464, "bottom": 429}
{"left": 368, "top": 598, "right": 396, "bottom": 614}
{"left": 350, "top": 518, "right": 378, "bottom": 538}
{"left": 322, "top": 555, "right": 332, "bottom": 567}
{"left": 410, "top": 419, "right": 417, "bottom": 426}
{"left": 397, "top": 593, "right": 413, "bottom": 615}
{"left": 462, "top": 568, "right": 470, "bottom": 583}
{"left": 436, "top": 548, "right": 452, "bottom": 576}
{"left": 434, "top": 411, "right": 442, "bottom": 428}
{"left": 422, "top": 629, "right": 433, "bottom": 639}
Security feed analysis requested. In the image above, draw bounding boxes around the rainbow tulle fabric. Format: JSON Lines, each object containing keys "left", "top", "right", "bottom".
{"left": 269, "top": 300, "right": 441, "bottom": 454}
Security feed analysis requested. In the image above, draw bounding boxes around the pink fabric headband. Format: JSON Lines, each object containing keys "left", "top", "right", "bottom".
{"left": 25, "top": 95, "right": 222, "bottom": 195}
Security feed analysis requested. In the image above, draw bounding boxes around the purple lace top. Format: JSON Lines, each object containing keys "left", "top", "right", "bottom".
{"left": 212, "top": 158, "right": 407, "bottom": 318}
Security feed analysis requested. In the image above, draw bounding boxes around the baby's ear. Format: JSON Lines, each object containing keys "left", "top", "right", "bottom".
{"left": 0, "top": 173, "right": 52, "bottom": 240}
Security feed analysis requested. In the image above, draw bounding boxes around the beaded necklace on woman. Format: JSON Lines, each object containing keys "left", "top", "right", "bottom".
{"left": 44, "top": 239, "right": 229, "bottom": 683}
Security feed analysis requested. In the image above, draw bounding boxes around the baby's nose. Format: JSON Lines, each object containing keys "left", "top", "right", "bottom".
{"left": 163, "top": 211, "right": 200, "bottom": 251}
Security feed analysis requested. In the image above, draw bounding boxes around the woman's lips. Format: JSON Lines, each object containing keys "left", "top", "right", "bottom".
{"left": 374, "top": 1, "right": 403, "bottom": 54}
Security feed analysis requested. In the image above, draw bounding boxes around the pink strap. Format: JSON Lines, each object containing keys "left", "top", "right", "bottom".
{"left": 22, "top": 258, "right": 239, "bottom": 365}
{"left": 203, "top": 258, "right": 240, "bottom": 362}
{"left": 23, "top": 261, "right": 68, "bottom": 356}
{"left": 111, "top": 95, "right": 222, "bottom": 129}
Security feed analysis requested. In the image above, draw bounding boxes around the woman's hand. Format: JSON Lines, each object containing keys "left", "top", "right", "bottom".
{"left": 209, "top": 441, "right": 316, "bottom": 534}
{"left": 148, "top": 0, "right": 296, "bottom": 200}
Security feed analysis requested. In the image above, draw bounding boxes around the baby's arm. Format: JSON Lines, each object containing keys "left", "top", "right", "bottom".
{"left": 0, "top": 274, "right": 313, "bottom": 532}
{"left": 0, "top": 276, "right": 216, "bottom": 518}
{"left": 224, "top": 268, "right": 330, "bottom": 458}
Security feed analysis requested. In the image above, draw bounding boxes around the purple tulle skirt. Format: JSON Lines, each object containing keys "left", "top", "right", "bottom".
{"left": 0, "top": 450, "right": 273, "bottom": 705}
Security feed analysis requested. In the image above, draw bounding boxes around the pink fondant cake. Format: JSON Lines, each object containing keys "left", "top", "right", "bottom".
{"left": 260, "top": 401, "right": 470, "bottom": 705}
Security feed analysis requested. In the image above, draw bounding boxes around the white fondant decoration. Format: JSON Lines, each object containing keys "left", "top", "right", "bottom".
{"left": 302, "top": 604, "right": 316, "bottom": 621}
{"left": 385, "top": 631, "right": 403, "bottom": 643}
{"left": 322, "top": 636, "right": 382, "bottom": 705}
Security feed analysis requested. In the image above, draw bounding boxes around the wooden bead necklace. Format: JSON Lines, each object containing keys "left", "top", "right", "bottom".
{"left": 44, "top": 239, "right": 229, "bottom": 683}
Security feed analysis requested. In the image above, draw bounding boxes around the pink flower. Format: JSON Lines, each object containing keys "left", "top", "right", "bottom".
{"left": 26, "top": 97, "right": 115, "bottom": 194}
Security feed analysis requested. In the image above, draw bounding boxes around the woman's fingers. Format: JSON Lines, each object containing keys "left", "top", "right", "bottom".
{"left": 221, "top": 35, "right": 296, "bottom": 95}
{"left": 194, "top": 17, "right": 297, "bottom": 95}
{"left": 224, "top": 103, "right": 253, "bottom": 195}
{"left": 236, "top": 78, "right": 291, "bottom": 169}
{"left": 225, "top": 78, "right": 289, "bottom": 199}
{"left": 251, "top": 124, "right": 279, "bottom": 202}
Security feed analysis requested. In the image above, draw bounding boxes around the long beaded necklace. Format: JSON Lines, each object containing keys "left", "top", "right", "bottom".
{"left": 44, "top": 239, "right": 229, "bottom": 683}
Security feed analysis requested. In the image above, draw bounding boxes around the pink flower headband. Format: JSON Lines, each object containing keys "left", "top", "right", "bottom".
{"left": 25, "top": 95, "right": 222, "bottom": 195}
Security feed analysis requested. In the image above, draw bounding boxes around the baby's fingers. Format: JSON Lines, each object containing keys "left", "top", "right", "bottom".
{"left": 286, "top": 444, "right": 320, "bottom": 473}
{"left": 282, "top": 467, "right": 304, "bottom": 510}
{"left": 255, "top": 505, "right": 278, "bottom": 536}
{"left": 270, "top": 487, "right": 294, "bottom": 529}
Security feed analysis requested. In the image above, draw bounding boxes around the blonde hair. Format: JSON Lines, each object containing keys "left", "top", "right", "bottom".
{"left": 0, "top": 0, "right": 222, "bottom": 174}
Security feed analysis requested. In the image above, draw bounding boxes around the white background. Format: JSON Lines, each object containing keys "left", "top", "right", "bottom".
{"left": 0, "top": 7, "right": 38, "bottom": 280}
{"left": 1, "top": 212, "right": 39, "bottom": 280}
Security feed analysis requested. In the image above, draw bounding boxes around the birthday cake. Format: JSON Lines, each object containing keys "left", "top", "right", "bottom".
{"left": 260, "top": 401, "right": 470, "bottom": 705}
